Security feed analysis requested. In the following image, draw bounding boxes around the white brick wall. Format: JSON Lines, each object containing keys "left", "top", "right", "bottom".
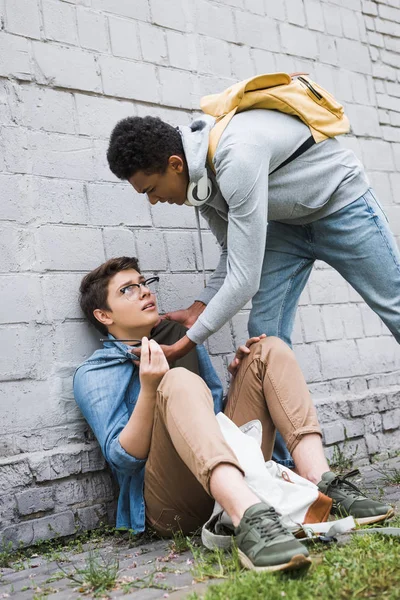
{"left": 1, "top": 0, "right": 400, "bottom": 547}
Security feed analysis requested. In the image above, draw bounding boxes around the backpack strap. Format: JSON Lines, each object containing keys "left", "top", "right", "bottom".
{"left": 270, "top": 136, "right": 315, "bottom": 175}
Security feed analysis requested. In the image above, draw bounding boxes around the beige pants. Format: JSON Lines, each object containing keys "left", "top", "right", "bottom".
{"left": 144, "top": 337, "right": 321, "bottom": 536}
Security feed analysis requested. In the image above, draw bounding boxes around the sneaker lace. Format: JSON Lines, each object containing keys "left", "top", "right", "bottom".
{"left": 326, "top": 469, "right": 367, "bottom": 500}
{"left": 246, "top": 507, "right": 288, "bottom": 541}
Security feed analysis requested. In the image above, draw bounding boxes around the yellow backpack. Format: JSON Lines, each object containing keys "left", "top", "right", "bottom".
{"left": 201, "top": 72, "right": 350, "bottom": 172}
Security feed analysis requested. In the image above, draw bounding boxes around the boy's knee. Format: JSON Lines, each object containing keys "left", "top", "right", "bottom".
{"left": 158, "top": 367, "right": 203, "bottom": 395}
{"left": 250, "top": 336, "right": 292, "bottom": 360}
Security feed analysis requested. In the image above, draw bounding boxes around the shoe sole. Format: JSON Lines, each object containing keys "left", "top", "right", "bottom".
{"left": 355, "top": 508, "right": 395, "bottom": 526}
{"left": 238, "top": 550, "right": 312, "bottom": 573}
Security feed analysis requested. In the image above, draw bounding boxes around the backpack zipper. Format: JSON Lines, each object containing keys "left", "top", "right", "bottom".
{"left": 298, "top": 76, "right": 323, "bottom": 101}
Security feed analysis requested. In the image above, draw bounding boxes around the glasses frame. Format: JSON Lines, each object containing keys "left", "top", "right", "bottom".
{"left": 120, "top": 276, "right": 160, "bottom": 302}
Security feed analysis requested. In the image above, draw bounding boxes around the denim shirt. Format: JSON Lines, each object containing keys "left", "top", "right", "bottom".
{"left": 73, "top": 337, "right": 224, "bottom": 533}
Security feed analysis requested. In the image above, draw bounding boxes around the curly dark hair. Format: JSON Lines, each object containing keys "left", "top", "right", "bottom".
{"left": 79, "top": 256, "right": 141, "bottom": 336}
{"left": 107, "top": 116, "right": 184, "bottom": 180}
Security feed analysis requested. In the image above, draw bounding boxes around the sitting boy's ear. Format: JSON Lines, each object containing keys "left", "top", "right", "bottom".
{"left": 93, "top": 308, "right": 114, "bottom": 329}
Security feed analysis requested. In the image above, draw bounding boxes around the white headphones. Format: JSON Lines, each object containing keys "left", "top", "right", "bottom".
{"left": 185, "top": 169, "right": 213, "bottom": 207}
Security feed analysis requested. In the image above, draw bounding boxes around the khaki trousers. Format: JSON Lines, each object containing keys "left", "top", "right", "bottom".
{"left": 144, "top": 337, "right": 321, "bottom": 536}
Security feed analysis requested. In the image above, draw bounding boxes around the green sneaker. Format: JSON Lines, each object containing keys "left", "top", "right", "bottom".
{"left": 234, "top": 502, "right": 311, "bottom": 572}
{"left": 318, "top": 470, "right": 394, "bottom": 525}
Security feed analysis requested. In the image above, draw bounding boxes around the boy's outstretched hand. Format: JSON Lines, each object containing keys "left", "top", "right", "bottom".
{"left": 136, "top": 337, "right": 169, "bottom": 393}
{"left": 228, "top": 334, "right": 267, "bottom": 378}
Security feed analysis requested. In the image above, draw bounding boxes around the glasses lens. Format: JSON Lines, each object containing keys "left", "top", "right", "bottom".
{"left": 145, "top": 277, "right": 159, "bottom": 295}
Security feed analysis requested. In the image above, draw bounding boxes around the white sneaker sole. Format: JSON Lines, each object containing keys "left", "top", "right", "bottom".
{"left": 238, "top": 550, "right": 312, "bottom": 572}
{"left": 355, "top": 508, "right": 395, "bottom": 526}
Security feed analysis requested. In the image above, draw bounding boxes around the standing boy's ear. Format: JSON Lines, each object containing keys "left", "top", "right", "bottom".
{"left": 93, "top": 308, "right": 114, "bottom": 328}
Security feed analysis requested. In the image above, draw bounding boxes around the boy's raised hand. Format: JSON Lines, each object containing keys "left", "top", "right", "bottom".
{"left": 228, "top": 334, "right": 267, "bottom": 378}
{"left": 136, "top": 337, "right": 169, "bottom": 393}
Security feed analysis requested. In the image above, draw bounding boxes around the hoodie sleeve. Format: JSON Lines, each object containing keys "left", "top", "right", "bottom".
{"left": 187, "top": 142, "right": 270, "bottom": 345}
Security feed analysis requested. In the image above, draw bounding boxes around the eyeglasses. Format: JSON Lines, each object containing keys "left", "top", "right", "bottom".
{"left": 120, "top": 276, "right": 159, "bottom": 302}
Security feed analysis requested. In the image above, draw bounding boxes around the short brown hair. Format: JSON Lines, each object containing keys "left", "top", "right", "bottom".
{"left": 79, "top": 257, "right": 141, "bottom": 335}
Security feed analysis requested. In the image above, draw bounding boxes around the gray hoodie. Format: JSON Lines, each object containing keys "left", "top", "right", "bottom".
{"left": 179, "top": 109, "right": 369, "bottom": 345}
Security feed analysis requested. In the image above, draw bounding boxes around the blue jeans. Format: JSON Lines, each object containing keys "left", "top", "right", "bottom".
{"left": 248, "top": 188, "right": 400, "bottom": 466}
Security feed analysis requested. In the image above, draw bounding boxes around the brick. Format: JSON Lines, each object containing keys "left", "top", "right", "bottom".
{"left": 207, "top": 322, "right": 235, "bottom": 354}
{"left": 16, "top": 487, "right": 55, "bottom": 516}
{"left": 236, "top": 12, "right": 279, "bottom": 51}
{"left": 292, "top": 313, "right": 303, "bottom": 344}
{"left": 348, "top": 397, "right": 376, "bottom": 417}
{"left": 323, "top": 4, "right": 343, "bottom": 36}
{"left": 336, "top": 39, "right": 371, "bottom": 74}
{"left": 304, "top": 0, "right": 325, "bottom": 32}
{"left": 165, "top": 231, "right": 196, "bottom": 271}
{"left": 361, "top": 139, "right": 394, "bottom": 170}
{"left": 0, "top": 460, "right": 33, "bottom": 492}
{"left": 360, "top": 304, "right": 383, "bottom": 337}
{"left": 384, "top": 36, "right": 400, "bottom": 53}
{"left": 300, "top": 306, "right": 325, "bottom": 342}
{"left": 4, "top": 0, "right": 41, "bottom": 39}
{"left": 102, "top": 227, "right": 136, "bottom": 260}
{"left": 167, "top": 31, "right": 196, "bottom": 71}
{"left": 346, "top": 104, "right": 381, "bottom": 137}
{"left": 357, "top": 337, "right": 399, "bottom": 374}
{"left": 135, "top": 230, "right": 167, "bottom": 271}
{"left": 393, "top": 144, "right": 400, "bottom": 170}
{"left": 389, "top": 172, "right": 400, "bottom": 200}
{"left": 76, "top": 504, "right": 109, "bottom": 531}
{"left": 0, "top": 380, "right": 57, "bottom": 435}
{"left": 378, "top": 3, "right": 400, "bottom": 21}
{"left": 340, "top": 8, "right": 360, "bottom": 40}
{"left": 197, "top": 36, "right": 232, "bottom": 77}
{"left": 77, "top": 7, "right": 109, "bottom": 52}
{"left": 320, "top": 339, "right": 363, "bottom": 379}
{"left": 375, "top": 17, "right": 400, "bottom": 37}
{"left": 42, "top": 273, "right": 83, "bottom": 321}
{"left": 285, "top": 0, "right": 306, "bottom": 26}
{"left": 33, "top": 42, "right": 101, "bottom": 93}
{"left": 318, "top": 35, "right": 338, "bottom": 66}
{"left": 372, "top": 63, "right": 397, "bottom": 82}
{"left": 195, "top": 1, "right": 237, "bottom": 43}
{"left": 365, "top": 413, "right": 383, "bottom": 434}
{"left": 29, "top": 131, "right": 94, "bottom": 180}
{"left": 193, "top": 231, "right": 221, "bottom": 272}
{"left": 157, "top": 273, "right": 207, "bottom": 313}
{"left": 362, "top": 0, "right": 378, "bottom": 16}
{"left": 42, "top": 0, "right": 79, "bottom": 45}
{"left": 342, "top": 418, "right": 365, "bottom": 439}
{"left": 381, "top": 126, "right": 400, "bottom": 143}
{"left": 309, "top": 268, "right": 350, "bottom": 304}
{"left": 0, "top": 224, "right": 27, "bottom": 272}
{"left": 150, "top": 0, "right": 187, "bottom": 31}
{"left": 231, "top": 311, "right": 249, "bottom": 346}
{"left": 322, "top": 422, "right": 345, "bottom": 445}
{"left": 340, "top": 305, "right": 364, "bottom": 339}
{"left": 280, "top": 23, "right": 318, "bottom": 59}
{"left": 321, "top": 305, "right": 344, "bottom": 341}
{"left": 86, "top": 182, "right": 152, "bottom": 227}
{"left": 293, "top": 343, "right": 322, "bottom": 382}
{"left": 264, "top": 1, "right": 286, "bottom": 20}
{"left": 351, "top": 73, "right": 376, "bottom": 106}
{"left": 0, "top": 275, "right": 42, "bottom": 324}
{"left": 101, "top": 56, "right": 159, "bottom": 103}
{"left": 244, "top": 0, "right": 264, "bottom": 13}
{"left": 2, "top": 126, "right": 29, "bottom": 174}
{"left": 365, "top": 433, "right": 380, "bottom": 455}
{"left": 382, "top": 409, "right": 400, "bottom": 431}
{"left": 76, "top": 95, "right": 134, "bottom": 139}
{"left": 367, "top": 31, "right": 384, "bottom": 47}
{"left": 108, "top": 16, "right": 140, "bottom": 60}
{"left": 30, "top": 177, "right": 88, "bottom": 225}
{"left": 139, "top": 23, "right": 168, "bottom": 65}
{"left": 151, "top": 203, "right": 197, "bottom": 230}
{"left": 251, "top": 49, "right": 277, "bottom": 73}
{"left": 92, "top": 0, "right": 149, "bottom": 21}
{"left": 17, "top": 86, "right": 76, "bottom": 135}
{"left": 36, "top": 225, "right": 105, "bottom": 271}
{"left": 0, "top": 174, "right": 29, "bottom": 221}
{"left": 159, "top": 67, "right": 193, "bottom": 109}
{"left": 230, "top": 44, "right": 254, "bottom": 80}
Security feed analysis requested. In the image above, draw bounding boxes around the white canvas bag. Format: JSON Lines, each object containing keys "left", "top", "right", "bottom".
{"left": 202, "top": 414, "right": 354, "bottom": 550}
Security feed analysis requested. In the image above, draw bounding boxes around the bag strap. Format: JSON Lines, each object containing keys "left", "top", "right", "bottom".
{"left": 270, "top": 136, "right": 315, "bottom": 175}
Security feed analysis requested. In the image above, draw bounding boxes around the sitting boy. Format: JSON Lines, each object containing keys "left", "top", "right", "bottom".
{"left": 73, "top": 256, "right": 393, "bottom": 573}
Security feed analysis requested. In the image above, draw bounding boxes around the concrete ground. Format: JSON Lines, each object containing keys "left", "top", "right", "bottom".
{"left": 1, "top": 457, "right": 399, "bottom": 600}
